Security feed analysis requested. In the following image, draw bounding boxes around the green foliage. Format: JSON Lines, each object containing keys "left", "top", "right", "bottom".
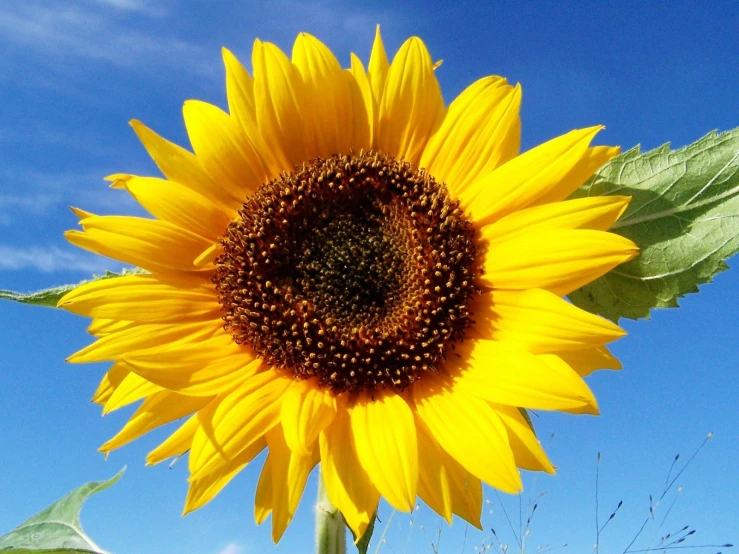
{"left": 569, "top": 127, "right": 739, "bottom": 322}
{"left": 0, "top": 469, "right": 124, "bottom": 554}
{"left": 0, "top": 269, "right": 142, "bottom": 308}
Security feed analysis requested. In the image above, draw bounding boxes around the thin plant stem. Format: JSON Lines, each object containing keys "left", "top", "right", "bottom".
{"left": 596, "top": 452, "right": 601, "bottom": 553}
{"left": 373, "top": 509, "right": 396, "bottom": 554}
{"left": 316, "top": 472, "right": 346, "bottom": 554}
{"left": 622, "top": 434, "right": 713, "bottom": 554}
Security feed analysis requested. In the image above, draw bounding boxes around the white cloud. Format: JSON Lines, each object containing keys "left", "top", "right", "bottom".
{"left": 0, "top": 244, "right": 120, "bottom": 273}
{"left": 91, "top": 0, "right": 164, "bottom": 15}
{"left": 0, "top": 0, "right": 215, "bottom": 77}
{"left": 0, "top": 193, "right": 63, "bottom": 226}
{"left": 0, "top": 194, "right": 61, "bottom": 214}
{"left": 216, "top": 543, "right": 245, "bottom": 554}
{"left": 256, "top": 0, "right": 397, "bottom": 56}
{"left": 0, "top": 165, "right": 143, "bottom": 224}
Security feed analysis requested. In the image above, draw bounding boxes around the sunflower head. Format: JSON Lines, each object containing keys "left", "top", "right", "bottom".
{"left": 59, "top": 26, "right": 637, "bottom": 543}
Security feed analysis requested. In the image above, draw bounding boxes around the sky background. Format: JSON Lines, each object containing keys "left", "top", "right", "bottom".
{"left": 1, "top": 1, "right": 737, "bottom": 553}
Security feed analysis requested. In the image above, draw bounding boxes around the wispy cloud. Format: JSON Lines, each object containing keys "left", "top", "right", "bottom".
{"left": 254, "top": 0, "right": 398, "bottom": 58}
{"left": 0, "top": 0, "right": 215, "bottom": 77}
{"left": 0, "top": 165, "right": 142, "bottom": 223}
{"left": 215, "top": 543, "right": 245, "bottom": 554}
{"left": 0, "top": 193, "right": 63, "bottom": 226}
{"left": 0, "top": 194, "right": 61, "bottom": 214}
{"left": 92, "top": 0, "right": 165, "bottom": 15}
{"left": 0, "top": 244, "right": 121, "bottom": 273}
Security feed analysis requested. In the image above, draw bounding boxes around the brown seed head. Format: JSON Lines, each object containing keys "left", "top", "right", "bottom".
{"left": 214, "top": 151, "right": 479, "bottom": 393}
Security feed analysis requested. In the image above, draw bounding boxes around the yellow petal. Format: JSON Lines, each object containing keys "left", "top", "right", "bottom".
{"left": 70, "top": 206, "right": 96, "bottom": 220}
{"left": 67, "top": 321, "right": 219, "bottom": 364}
{"left": 412, "top": 376, "right": 522, "bottom": 494}
{"left": 129, "top": 353, "right": 259, "bottom": 397}
{"left": 480, "top": 196, "right": 631, "bottom": 243}
{"left": 280, "top": 379, "right": 336, "bottom": 456}
{"left": 343, "top": 68, "right": 371, "bottom": 152}
{"left": 183, "top": 100, "right": 267, "bottom": 200}
{"left": 496, "top": 116, "right": 522, "bottom": 169}
{"left": 222, "top": 47, "right": 255, "bottom": 123}
{"left": 100, "top": 391, "right": 213, "bottom": 453}
{"left": 349, "top": 392, "right": 418, "bottom": 512}
{"left": 554, "top": 345, "right": 621, "bottom": 377}
{"left": 349, "top": 53, "right": 375, "bottom": 146}
{"left": 368, "top": 25, "right": 389, "bottom": 106}
{"left": 292, "top": 33, "right": 353, "bottom": 158}
{"left": 494, "top": 405, "right": 555, "bottom": 474}
{"left": 123, "top": 335, "right": 259, "bottom": 396}
{"left": 222, "top": 47, "right": 286, "bottom": 179}
{"left": 252, "top": 40, "right": 313, "bottom": 167}
{"left": 193, "top": 242, "right": 222, "bottom": 269}
{"left": 446, "top": 455, "right": 483, "bottom": 528}
{"left": 65, "top": 216, "right": 213, "bottom": 274}
{"left": 531, "top": 145, "right": 621, "bottom": 207}
{"left": 129, "top": 119, "right": 238, "bottom": 212}
{"left": 58, "top": 273, "right": 220, "bottom": 324}
{"left": 415, "top": 415, "right": 482, "bottom": 527}
{"left": 415, "top": 417, "right": 453, "bottom": 523}
{"left": 416, "top": 417, "right": 482, "bottom": 529}
{"left": 146, "top": 415, "right": 198, "bottom": 466}
{"left": 470, "top": 288, "right": 625, "bottom": 353}
{"left": 91, "top": 362, "right": 130, "bottom": 405}
{"left": 254, "top": 453, "right": 273, "bottom": 524}
{"left": 377, "top": 37, "right": 445, "bottom": 164}
{"left": 189, "top": 369, "right": 291, "bottom": 480}
{"left": 110, "top": 174, "right": 235, "bottom": 240}
{"left": 87, "top": 318, "right": 137, "bottom": 338}
{"left": 103, "top": 369, "right": 162, "bottom": 414}
{"left": 421, "top": 78, "right": 521, "bottom": 195}
{"left": 184, "top": 437, "right": 266, "bottom": 514}
{"left": 319, "top": 406, "right": 380, "bottom": 540}
{"left": 266, "top": 426, "right": 319, "bottom": 542}
{"left": 462, "top": 126, "right": 603, "bottom": 225}
{"left": 480, "top": 228, "right": 639, "bottom": 296}
{"left": 449, "top": 339, "right": 599, "bottom": 414}
{"left": 532, "top": 354, "right": 604, "bottom": 414}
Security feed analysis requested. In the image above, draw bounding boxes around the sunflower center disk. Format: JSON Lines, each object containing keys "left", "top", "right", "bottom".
{"left": 214, "top": 152, "right": 479, "bottom": 393}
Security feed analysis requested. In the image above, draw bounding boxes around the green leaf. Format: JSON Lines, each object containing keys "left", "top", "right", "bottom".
{"left": 0, "top": 469, "right": 124, "bottom": 554}
{"left": 568, "top": 128, "right": 739, "bottom": 322}
{"left": 0, "top": 269, "right": 143, "bottom": 308}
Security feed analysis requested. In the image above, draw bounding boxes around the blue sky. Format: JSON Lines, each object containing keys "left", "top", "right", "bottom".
{"left": 1, "top": 1, "right": 737, "bottom": 553}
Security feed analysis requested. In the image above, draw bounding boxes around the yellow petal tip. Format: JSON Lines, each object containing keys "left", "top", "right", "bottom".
{"left": 69, "top": 206, "right": 96, "bottom": 220}
{"left": 467, "top": 517, "right": 483, "bottom": 530}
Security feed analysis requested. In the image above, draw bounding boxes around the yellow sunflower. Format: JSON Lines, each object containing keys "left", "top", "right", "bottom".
{"left": 59, "top": 27, "right": 637, "bottom": 542}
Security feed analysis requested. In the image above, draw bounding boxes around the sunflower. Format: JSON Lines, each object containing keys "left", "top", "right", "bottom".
{"left": 59, "top": 27, "right": 637, "bottom": 542}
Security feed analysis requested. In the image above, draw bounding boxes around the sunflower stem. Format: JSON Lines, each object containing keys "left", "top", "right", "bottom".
{"left": 315, "top": 470, "right": 346, "bottom": 554}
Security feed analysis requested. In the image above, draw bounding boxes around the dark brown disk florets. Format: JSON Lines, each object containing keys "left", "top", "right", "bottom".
{"left": 214, "top": 151, "right": 479, "bottom": 393}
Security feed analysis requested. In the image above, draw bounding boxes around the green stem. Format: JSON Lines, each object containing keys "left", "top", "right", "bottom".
{"left": 315, "top": 471, "right": 346, "bottom": 554}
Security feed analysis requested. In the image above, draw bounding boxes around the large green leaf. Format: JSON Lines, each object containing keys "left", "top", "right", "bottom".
{"left": 568, "top": 128, "right": 739, "bottom": 322}
{"left": 0, "top": 269, "right": 141, "bottom": 309}
{"left": 0, "top": 469, "right": 123, "bottom": 554}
